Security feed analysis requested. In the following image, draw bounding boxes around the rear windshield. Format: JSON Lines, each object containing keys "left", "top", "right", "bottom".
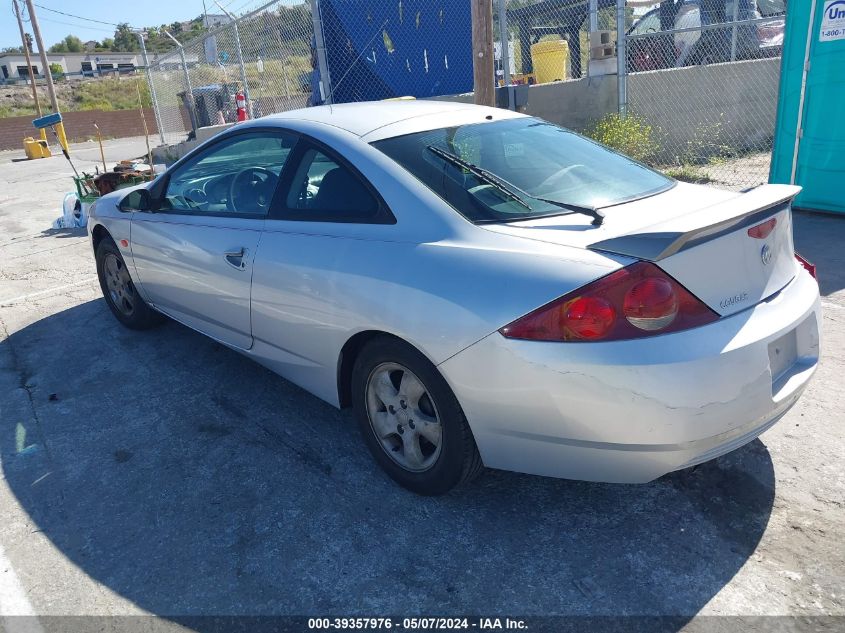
{"left": 372, "top": 117, "right": 673, "bottom": 224}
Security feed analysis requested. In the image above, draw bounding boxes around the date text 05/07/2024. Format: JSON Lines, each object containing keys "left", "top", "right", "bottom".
{"left": 307, "top": 617, "right": 528, "bottom": 630}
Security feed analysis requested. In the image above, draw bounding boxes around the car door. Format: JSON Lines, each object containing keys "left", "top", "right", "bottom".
{"left": 250, "top": 139, "right": 396, "bottom": 402}
{"left": 130, "top": 129, "right": 298, "bottom": 349}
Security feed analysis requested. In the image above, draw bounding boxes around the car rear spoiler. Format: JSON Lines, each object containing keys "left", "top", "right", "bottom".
{"left": 588, "top": 184, "right": 802, "bottom": 261}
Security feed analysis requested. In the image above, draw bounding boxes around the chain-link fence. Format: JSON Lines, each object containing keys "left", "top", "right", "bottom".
{"left": 496, "top": 0, "right": 620, "bottom": 84}
{"left": 623, "top": 0, "right": 786, "bottom": 189}
{"left": 146, "top": 0, "right": 314, "bottom": 145}
{"left": 141, "top": 0, "right": 785, "bottom": 190}
{"left": 145, "top": 0, "right": 479, "bottom": 145}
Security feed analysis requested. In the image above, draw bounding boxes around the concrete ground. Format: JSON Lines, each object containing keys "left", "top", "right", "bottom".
{"left": 0, "top": 138, "right": 843, "bottom": 628}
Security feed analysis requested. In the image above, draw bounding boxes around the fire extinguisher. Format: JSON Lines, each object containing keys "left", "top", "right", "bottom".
{"left": 236, "top": 90, "right": 248, "bottom": 122}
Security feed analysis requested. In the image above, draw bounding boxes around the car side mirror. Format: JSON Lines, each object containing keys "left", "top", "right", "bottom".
{"left": 119, "top": 188, "right": 152, "bottom": 212}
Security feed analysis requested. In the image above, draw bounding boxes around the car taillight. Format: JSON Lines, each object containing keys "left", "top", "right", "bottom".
{"left": 499, "top": 262, "right": 719, "bottom": 342}
{"left": 795, "top": 252, "right": 816, "bottom": 278}
{"left": 747, "top": 217, "right": 777, "bottom": 239}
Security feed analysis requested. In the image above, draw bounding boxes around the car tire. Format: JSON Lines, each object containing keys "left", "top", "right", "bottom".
{"left": 95, "top": 236, "right": 164, "bottom": 330}
{"left": 351, "top": 337, "right": 483, "bottom": 495}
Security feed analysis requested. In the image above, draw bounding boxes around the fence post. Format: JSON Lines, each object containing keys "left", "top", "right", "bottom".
{"left": 496, "top": 0, "right": 512, "bottom": 107}
{"left": 215, "top": 2, "right": 253, "bottom": 119}
{"left": 310, "top": 0, "right": 333, "bottom": 104}
{"left": 164, "top": 30, "right": 197, "bottom": 134}
{"left": 136, "top": 31, "right": 166, "bottom": 145}
{"left": 615, "top": 0, "right": 627, "bottom": 117}
{"left": 729, "top": 0, "right": 740, "bottom": 62}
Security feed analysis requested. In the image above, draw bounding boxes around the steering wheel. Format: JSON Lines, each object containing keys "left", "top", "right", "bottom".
{"left": 228, "top": 167, "right": 278, "bottom": 213}
{"left": 535, "top": 164, "right": 589, "bottom": 196}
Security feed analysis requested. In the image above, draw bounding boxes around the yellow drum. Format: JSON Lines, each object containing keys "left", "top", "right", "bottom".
{"left": 531, "top": 40, "right": 570, "bottom": 84}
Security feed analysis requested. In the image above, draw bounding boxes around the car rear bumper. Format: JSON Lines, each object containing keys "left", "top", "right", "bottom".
{"left": 439, "top": 269, "right": 821, "bottom": 483}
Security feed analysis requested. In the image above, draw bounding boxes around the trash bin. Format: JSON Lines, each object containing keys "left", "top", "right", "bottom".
{"left": 182, "top": 83, "right": 239, "bottom": 129}
{"left": 531, "top": 40, "right": 570, "bottom": 84}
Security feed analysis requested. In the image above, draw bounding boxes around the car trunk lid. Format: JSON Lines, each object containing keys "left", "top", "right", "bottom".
{"left": 480, "top": 183, "right": 801, "bottom": 317}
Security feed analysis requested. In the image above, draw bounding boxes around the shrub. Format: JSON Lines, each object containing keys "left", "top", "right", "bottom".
{"left": 583, "top": 113, "right": 657, "bottom": 163}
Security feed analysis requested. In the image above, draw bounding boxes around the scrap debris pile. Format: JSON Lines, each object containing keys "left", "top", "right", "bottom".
{"left": 53, "top": 160, "right": 155, "bottom": 229}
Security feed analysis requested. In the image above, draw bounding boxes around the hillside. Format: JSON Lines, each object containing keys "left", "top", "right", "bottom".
{"left": 0, "top": 76, "right": 151, "bottom": 118}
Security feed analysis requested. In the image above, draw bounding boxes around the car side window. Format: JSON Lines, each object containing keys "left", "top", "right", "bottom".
{"left": 161, "top": 131, "right": 297, "bottom": 217}
{"left": 282, "top": 147, "right": 382, "bottom": 222}
{"left": 631, "top": 10, "right": 660, "bottom": 35}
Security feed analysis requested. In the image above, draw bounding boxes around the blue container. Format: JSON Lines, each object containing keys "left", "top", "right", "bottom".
{"left": 770, "top": 0, "right": 845, "bottom": 213}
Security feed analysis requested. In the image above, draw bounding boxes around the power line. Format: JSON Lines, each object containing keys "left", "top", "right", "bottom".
{"left": 36, "top": 16, "right": 116, "bottom": 34}
{"left": 32, "top": 2, "right": 120, "bottom": 27}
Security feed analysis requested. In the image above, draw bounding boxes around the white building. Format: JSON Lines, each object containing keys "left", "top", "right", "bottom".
{"left": 202, "top": 13, "right": 233, "bottom": 29}
{"left": 0, "top": 51, "right": 143, "bottom": 80}
{"left": 0, "top": 50, "right": 198, "bottom": 81}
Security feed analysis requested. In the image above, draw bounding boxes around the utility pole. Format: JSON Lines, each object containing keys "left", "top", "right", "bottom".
{"left": 12, "top": 0, "right": 45, "bottom": 141}
{"left": 471, "top": 0, "right": 495, "bottom": 107}
{"left": 24, "top": 0, "right": 68, "bottom": 152}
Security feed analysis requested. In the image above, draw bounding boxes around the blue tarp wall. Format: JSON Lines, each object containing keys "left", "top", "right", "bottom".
{"left": 314, "top": 0, "right": 473, "bottom": 104}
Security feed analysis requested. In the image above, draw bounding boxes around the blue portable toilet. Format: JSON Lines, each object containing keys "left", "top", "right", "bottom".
{"left": 770, "top": 0, "right": 845, "bottom": 213}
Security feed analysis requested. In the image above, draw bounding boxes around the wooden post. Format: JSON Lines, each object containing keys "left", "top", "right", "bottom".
{"left": 471, "top": 0, "right": 495, "bottom": 107}
{"left": 25, "top": 0, "right": 68, "bottom": 152}
{"left": 12, "top": 0, "right": 46, "bottom": 142}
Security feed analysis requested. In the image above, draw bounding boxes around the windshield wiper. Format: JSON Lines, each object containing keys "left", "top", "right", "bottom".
{"left": 427, "top": 145, "right": 531, "bottom": 210}
{"left": 426, "top": 145, "right": 604, "bottom": 226}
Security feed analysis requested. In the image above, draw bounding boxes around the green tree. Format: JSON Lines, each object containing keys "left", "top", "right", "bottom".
{"left": 112, "top": 23, "right": 139, "bottom": 52}
{"left": 100, "top": 37, "right": 115, "bottom": 50}
{"left": 49, "top": 34, "right": 84, "bottom": 53}
{"left": 49, "top": 62, "right": 64, "bottom": 79}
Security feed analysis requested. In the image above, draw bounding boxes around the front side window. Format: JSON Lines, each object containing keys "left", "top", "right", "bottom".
{"left": 162, "top": 131, "right": 297, "bottom": 216}
{"left": 373, "top": 118, "right": 673, "bottom": 225}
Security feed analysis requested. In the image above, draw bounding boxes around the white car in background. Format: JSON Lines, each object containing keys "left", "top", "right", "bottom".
{"left": 88, "top": 101, "right": 820, "bottom": 495}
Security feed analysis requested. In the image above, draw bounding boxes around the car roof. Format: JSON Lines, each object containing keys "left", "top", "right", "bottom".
{"left": 260, "top": 100, "right": 527, "bottom": 140}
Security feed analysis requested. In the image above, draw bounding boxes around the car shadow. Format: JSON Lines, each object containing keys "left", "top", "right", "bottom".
{"left": 0, "top": 299, "right": 776, "bottom": 625}
{"left": 793, "top": 210, "right": 845, "bottom": 297}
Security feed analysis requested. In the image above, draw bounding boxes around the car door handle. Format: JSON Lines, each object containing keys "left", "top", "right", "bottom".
{"left": 224, "top": 248, "right": 247, "bottom": 270}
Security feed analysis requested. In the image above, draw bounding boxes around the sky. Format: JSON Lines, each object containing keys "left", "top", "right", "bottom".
{"left": 1, "top": 0, "right": 260, "bottom": 51}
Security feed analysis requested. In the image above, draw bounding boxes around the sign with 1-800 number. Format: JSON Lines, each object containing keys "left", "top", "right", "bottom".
{"left": 820, "top": 0, "right": 845, "bottom": 41}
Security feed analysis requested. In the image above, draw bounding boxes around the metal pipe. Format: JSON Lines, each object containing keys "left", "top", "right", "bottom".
{"left": 729, "top": 0, "right": 741, "bottom": 62}
{"left": 310, "top": 0, "right": 334, "bottom": 104}
{"left": 791, "top": 0, "right": 818, "bottom": 186}
{"left": 214, "top": 1, "right": 253, "bottom": 119}
{"left": 497, "top": 0, "right": 512, "bottom": 98}
{"left": 135, "top": 31, "right": 166, "bottom": 145}
{"left": 616, "top": 0, "right": 627, "bottom": 117}
{"left": 589, "top": 0, "right": 598, "bottom": 32}
{"left": 626, "top": 15, "right": 777, "bottom": 40}
{"left": 164, "top": 30, "right": 197, "bottom": 134}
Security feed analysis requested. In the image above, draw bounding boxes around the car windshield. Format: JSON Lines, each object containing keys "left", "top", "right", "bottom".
{"left": 372, "top": 118, "right": 673, "bottom": 225}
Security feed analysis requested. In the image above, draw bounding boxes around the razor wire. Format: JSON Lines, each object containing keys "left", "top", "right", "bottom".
{"left": 622, "top": 0, "right": 786, "bottom": 189}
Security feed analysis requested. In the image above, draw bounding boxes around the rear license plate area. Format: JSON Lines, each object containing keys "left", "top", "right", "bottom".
{"left": 769, "top": 329, "right": 798, "bottom": 385}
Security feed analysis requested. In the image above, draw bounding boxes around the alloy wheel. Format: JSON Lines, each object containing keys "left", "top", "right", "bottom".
{"left": 365, "top": 362, "right": 443, "bottom": 472}
{"left": 103, "top": 253, "right": 136, "bottom": 317}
